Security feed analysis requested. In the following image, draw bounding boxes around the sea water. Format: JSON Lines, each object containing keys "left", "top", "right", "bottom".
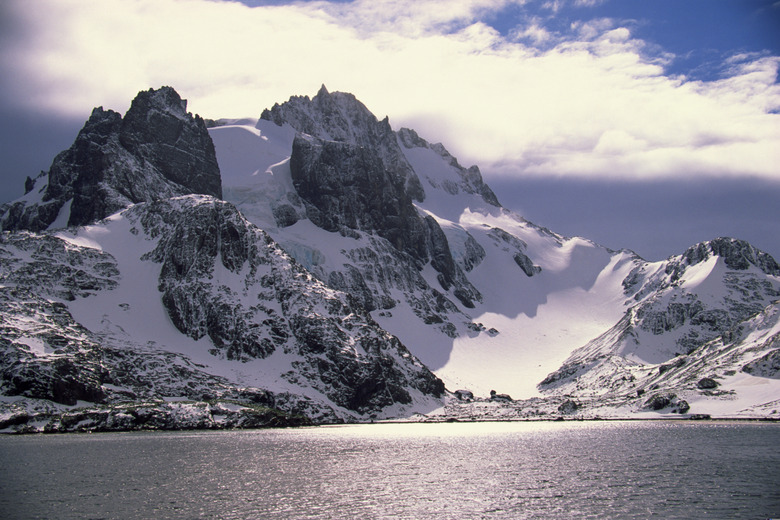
{"left": 1, "top": 421, "right": 778, "bottom": 519}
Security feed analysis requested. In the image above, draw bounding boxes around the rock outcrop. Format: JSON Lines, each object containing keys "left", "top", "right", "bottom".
{"left": 1, "top": 87, "right": 221, "bottom": 232}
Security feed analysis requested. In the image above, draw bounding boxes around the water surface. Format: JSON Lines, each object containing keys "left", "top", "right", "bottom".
{"left": 1, "top": 421, "right": 778, "bottom": 519}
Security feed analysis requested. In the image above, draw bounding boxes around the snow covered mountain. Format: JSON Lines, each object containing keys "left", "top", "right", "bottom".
{"left": 210, "top": 85, "right": 780, "bottom": 418}
{"left": 0, "top": 88, "right": 444, "bottom": 432}
{"left": 1, "top": 85, "right": 778, "bottom": 431}
{"left": 538, "top": 238, "right": 780, "bottom": 416}
{"left": 211, "top": 86, "right": 631, "bottom": 399}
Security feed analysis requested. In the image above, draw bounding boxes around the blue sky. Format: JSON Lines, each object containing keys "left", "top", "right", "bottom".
{"left": 0, "top": 0, "right": 778, "bottom": 260}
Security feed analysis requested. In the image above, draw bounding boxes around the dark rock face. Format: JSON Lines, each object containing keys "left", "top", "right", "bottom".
{"left": 119, "top": 87, "right": 222, "bottom": 199}
{"left": 289, "top": 133, "right": 482, "bottom": 308}
{"left": 1, "top": 87, "right": 221, "bottom": 232}
{"left": 262, "top": 84, "right": 424, "bottom": 202}
{"left": 742, "top": 348, "right": 780, "bottom": 379}
{"left": 290, "top": 134, "right": 428, "bottom": 260}
{"left": 142, "top": 198, "right": 279, "bottom": 361}
{"left": 642, "top": 300, "right": 705, "bottom": 336}
{"left": 460, "top": 233, "right": 487, "bottom": 272}
{"left": 424, "top": 216, "right": 481, "bottom": 308}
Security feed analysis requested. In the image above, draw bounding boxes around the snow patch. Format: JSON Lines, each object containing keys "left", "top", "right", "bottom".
{"left": 16, "top": 337, "right": 54, "bottom": 358}
{"left": 47, "top": 199, "right": 72, "bottom": 230}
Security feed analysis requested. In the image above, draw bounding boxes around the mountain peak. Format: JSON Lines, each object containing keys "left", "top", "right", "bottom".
{"left": 0, "top": 86, "right": 221, "bottom": 232}
{"left": 259, "top": 86, "right": 426, "bottom": 201}
{"left": 127, "top": 86, "right": 189, "bottom": 120}
{"left": 680, "top": 237, "right": 780, "bottom": 275}
{"left": 260, "top": 86, "right": 383, "bottom": 144}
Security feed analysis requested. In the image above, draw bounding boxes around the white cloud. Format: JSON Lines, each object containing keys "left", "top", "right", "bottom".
{"left": 2, "top": 0, "right": 779, "bottom": 182}
{"left": 574, "top": 0, "right": 606, "bottom": 7}
{"left": 510, "top": 17, "right": 553, "bottom": 45}
{"left": 593, "top": 130, "right": 647, "bottom": 155}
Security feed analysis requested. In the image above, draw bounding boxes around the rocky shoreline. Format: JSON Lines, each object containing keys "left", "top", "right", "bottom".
{"left": 4, "top": 392, "right": 778, "bottom": 434}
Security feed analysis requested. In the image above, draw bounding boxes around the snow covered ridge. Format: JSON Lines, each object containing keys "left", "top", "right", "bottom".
{"left": 1, "top": 86, "right": 780, "bottom": 432}
{"left": 537, "top": 238, "right": 780, "bottom": 417}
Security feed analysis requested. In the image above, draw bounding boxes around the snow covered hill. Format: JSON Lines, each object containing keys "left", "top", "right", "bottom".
{"left": 0, "top": 196, "right": 444, "bottom": 430}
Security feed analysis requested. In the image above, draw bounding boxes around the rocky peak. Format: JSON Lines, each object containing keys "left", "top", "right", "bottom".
{"left": 118, "top": 86, "right": 222, "bottom": 202}
{"left": 45, "top": 107, "right": 124, "bottom": 202}
{"left": 671, "top": 238, "right": 780, "bottom": 278}
{"left": 261, "top": 84, "right": 383, "bottom": 144}
{"left": 1, "top": 87, "right": 221, "bottom": 232}
{"left": 127, "top": 86, "right": 189, "bottom": 119}
{"left": 260, "top": 86, "right": 425, "bottom": 201}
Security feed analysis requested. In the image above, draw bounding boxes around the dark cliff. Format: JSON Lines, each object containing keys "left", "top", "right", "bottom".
{"left": 1, "top": 87, "right": 221, "bottom": 231}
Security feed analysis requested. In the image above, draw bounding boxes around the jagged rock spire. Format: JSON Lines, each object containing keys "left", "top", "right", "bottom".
{"left": 0, "top": 87, "right": 221, "bottom": 231}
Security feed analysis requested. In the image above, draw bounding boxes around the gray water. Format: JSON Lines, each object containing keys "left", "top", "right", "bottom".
{"left": 0, "top": 421, "right": 778, "bottom": 519}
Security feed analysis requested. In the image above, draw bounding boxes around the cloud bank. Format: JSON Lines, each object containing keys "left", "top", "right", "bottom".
{"left": 2, "top": 0, "right": 778, "bottom": 181}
